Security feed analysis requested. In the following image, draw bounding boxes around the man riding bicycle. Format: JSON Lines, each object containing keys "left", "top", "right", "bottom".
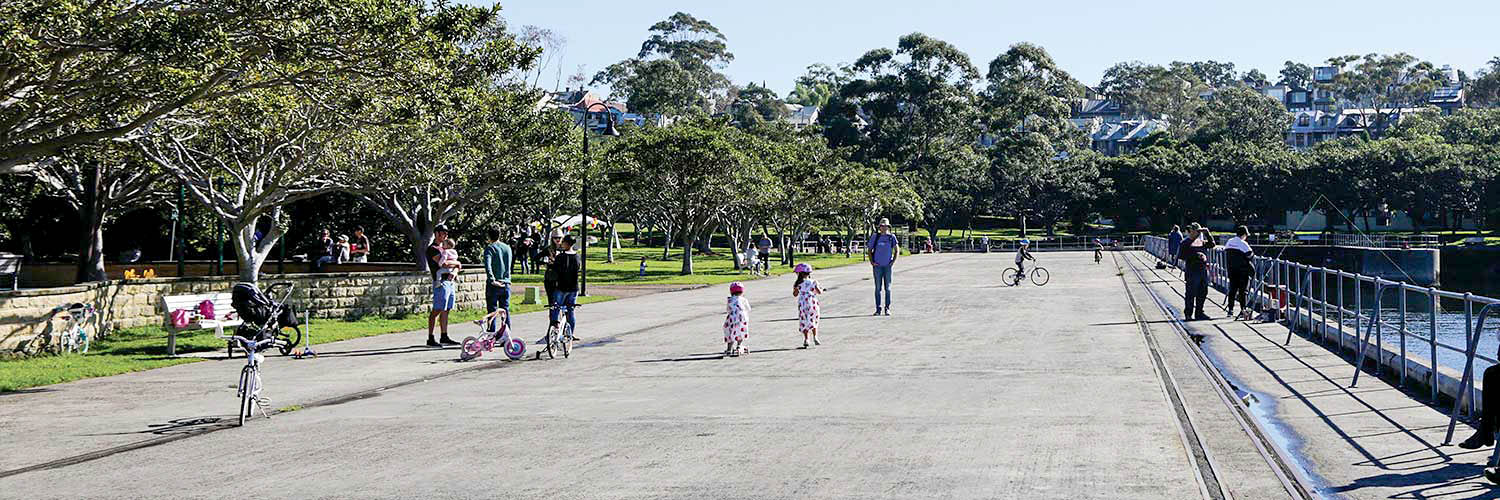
{"left": 1014, "top": 239, "right": 1036, "bottom": 284}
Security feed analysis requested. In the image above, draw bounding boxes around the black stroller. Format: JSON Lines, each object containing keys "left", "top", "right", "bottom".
{"left": 230, "top": 282, "right": 302, "bottom": 357}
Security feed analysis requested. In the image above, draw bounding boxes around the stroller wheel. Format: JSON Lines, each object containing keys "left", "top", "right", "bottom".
{"left": 277, "top": 325, "right": 303, "bottom": 356}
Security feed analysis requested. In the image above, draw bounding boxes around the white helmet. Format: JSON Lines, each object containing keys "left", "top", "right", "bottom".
{"left": 549, "top": 228, "right": 565, "bottom": 239}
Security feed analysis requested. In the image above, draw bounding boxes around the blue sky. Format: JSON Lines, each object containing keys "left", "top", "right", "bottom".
{"left": 490, "top": 0, "right": 1500, "bottom": 97}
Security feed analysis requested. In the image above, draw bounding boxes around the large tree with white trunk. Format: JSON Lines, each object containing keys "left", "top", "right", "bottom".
{"left": 135, "top": 90, "right": 349, "bottom": 282}
{"left": 0, "top": 0, "right": 452, "bottom": 175}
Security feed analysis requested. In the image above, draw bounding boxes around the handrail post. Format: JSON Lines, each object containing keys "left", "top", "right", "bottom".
{"left": 1399, "top": 286, "right": 1408, "bottom": 388}
{"left": 1351, "top": 275, "right": 1366, "bottom": 386}
{"left": 1321, "top": 268, "right": 1329, "bottom": 345}
{"left": 1344, "top": 270, "right": 1356, "bottom": 352}
{"left": 1467, "top": 295, "right": 1476, "bottom": 419}
{"left": 1446, "top": 301, "right": 1498, "bottom": 445}
{"left": 1429, "top": 288, "right": 1438, "bottom": 402}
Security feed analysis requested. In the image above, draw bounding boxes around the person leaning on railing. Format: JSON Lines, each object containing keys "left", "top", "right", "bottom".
{"left": 1460, "top": 364, "right": 1500, "bottom": 450}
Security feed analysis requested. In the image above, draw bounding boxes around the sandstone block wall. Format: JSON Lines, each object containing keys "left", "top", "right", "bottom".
{"left": 0, "top": 270, "right": 491, "bottom": 351}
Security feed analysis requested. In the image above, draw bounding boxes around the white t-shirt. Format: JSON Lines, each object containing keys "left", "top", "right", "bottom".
{"left": 1225, "top": 236, "right": 1252, "bottom": 254}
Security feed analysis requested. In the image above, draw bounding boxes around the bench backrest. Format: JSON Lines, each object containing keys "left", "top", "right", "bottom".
{"left": 1464, "top": 237, "right": 1486, "bottom": 244}
{"left": 161, "top": 292, "right": 235, "bottom": 320}
{"left": 0, "top": 253, "right": 19, "bottom": 274}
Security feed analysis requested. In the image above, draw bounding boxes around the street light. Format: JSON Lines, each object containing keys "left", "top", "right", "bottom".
{"left": 580, "top": 102, "right": 620, "bottom": 296}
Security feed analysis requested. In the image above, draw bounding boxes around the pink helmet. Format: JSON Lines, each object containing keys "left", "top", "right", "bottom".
{"left": 728, "top": 282, "right": 745, "bottom": 294}
{"left": 793, "top": 263, "right": 812, "bottom": 273}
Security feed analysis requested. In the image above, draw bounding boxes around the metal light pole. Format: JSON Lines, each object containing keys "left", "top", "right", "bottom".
{"left": 579, "top": 102, "right": 620, "bottom": 297}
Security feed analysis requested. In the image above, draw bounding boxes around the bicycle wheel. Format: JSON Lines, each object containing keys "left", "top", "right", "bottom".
{"left": 1002, "top": 268, "right": 1019, "bottom": 287}
{"left": 238, "top": 366, "right": 254, "bottom": 427}
{"left": 1031, "top": 267, "right": 1051, "bottom": 286}
{"left": 562, "top": 327, "right": 572, "bottom": 358}
{"left": 459, "top": 336, "right": 483, "bottom": 361}
{"left": 503, "top": 338, "right": 526, "bottom": 360}
{"left": 277, "top": 325, "right": 303, "bottom": 356}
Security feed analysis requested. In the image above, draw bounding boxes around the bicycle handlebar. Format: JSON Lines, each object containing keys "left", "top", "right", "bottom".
{"left": 231, "top": 336, "right": 283, "bottom": 353}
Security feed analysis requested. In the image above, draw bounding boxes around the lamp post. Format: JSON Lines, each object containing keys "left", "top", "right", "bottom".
{"left": 580, "top": 102, "right": 620, "bottom": 297}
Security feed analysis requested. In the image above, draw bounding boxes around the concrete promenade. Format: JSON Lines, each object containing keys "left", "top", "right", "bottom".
{"left": 0, "top": 251, "right": 1471, "bottom": 498}
{"left": 1120, "top": 249, "right": 1498, "bottom": 499}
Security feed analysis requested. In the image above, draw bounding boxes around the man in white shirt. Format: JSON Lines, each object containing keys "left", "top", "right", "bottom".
{"left": 1224, "top": 226, "right": 1255, "bottom": 320}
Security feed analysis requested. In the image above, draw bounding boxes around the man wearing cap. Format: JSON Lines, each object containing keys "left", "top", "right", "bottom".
{"left": 866, "top": 218, "right": 900, "bottom": 316}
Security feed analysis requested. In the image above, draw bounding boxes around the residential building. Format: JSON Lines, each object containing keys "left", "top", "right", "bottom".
{"left": 1285, "top": 107, "right": 1431, "bottom": 150}
{"left": 535, "top": 88, "right": 647, "bottom": 131}
{"left": 1075, "top": 118, "right": 1168, "bottom": 156}
{"left": 780, "top": 104, "right": 820, "bottom": 128}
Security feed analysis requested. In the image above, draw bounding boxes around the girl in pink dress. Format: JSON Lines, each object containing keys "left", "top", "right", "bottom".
{"left": 723, "top": 282, "right": 750, "bottom": 357}
{"left": 792, "top": 263, "right": 822, "bottom": 348}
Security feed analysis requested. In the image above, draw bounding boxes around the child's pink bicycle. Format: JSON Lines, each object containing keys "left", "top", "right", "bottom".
{"left": 460, "top": 310, "right": 525, "bottom": 361}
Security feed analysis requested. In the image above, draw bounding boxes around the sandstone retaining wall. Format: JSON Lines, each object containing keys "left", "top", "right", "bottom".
{"left": 0, "top": 270, "right": 493, "bottom": 351}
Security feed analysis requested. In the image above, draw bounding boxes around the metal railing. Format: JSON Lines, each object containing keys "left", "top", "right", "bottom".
{"left": 1143, "top": 236, "right": 1500, "bottom": 445}
{"left": 950, "top": 234, "right": 1144, "bottom": 253}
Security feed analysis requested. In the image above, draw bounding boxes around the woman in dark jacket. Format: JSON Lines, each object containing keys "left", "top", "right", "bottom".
{"left": 1176, "top": 224, "right": 1216, "bottom": 320}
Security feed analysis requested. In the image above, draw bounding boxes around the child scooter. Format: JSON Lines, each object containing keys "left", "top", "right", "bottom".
{"left": 460, "top": 309, "right": 525, "bottom": 361}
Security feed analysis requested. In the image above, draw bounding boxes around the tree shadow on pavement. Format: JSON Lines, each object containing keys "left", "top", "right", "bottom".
{"left": 636, "top": 347, "right": 801, "bottom": 363}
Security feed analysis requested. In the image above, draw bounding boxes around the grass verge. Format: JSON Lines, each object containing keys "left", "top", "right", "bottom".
{"left": 0, "top": 295, "right": 615, "bottom": 393}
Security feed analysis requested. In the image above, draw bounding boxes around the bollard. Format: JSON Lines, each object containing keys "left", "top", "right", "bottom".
{"left": 523, "top": 286, "right": 543, "bottom": 305}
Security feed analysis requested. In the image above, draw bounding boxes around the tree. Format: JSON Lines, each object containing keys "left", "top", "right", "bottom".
{"left": 1278, "top": 61, "right": 1313, "bottom": 88}
{"left": 32, "top": 143, "right": 168, "bottom": 282}
{"left": 729, "top": 83, "right": 789, "bottom": 127}
{"left": 1175, "top": 60, "right": 1238, "bottom": 88}
{"left": 1321, "top": 53, "right": 1444, "bottom": 137}
{"left": 1098, "top": 61, "right": 1210, "bottom": 135}
{"left": 347, "top": 87, "right": 572, "bottom": 270}
{"left": 1242, "top": 69, "right": 1270, "bottom": 88}
{"left": 787, "top": 63, "right": 852, "bottom": 108}
{"left": 614, "top": 121, "right": 746, "bottom": 274}
{"left": 980, "top": 43, "right": 1090, "bottom": 234}
{"left": 136, "top": 90, "right": 349, "bottom": 282}
{"left": 824, "top": 33, "right": 984, "bottom": 235}
{"left": 592, "top": 12, "right": 734, "bottom": 117}
{"left": 1191, "top": 86, "right": 1292, "bottom": 145}
{"left": 1469, "top": 58, "right": 1500, "bottom": 108}
{"left": 0, "top": 0, "right": 460, "bottom": 174}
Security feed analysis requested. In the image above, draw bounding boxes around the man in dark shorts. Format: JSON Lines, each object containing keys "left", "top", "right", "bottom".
{"left": 756, "top": 234, "right": 772, "bottom": 271}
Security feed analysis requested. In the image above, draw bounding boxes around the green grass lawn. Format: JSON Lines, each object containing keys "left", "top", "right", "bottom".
{"left": 515, "top": 245, "right": 871, "bottom": 286}
{"left": 0, "top": 295, "right": 615, "bottom": 393}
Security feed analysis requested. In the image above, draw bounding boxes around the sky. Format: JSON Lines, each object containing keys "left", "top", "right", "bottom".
{"left": 489, "top": 0, "right": 1500, "bottom": 97}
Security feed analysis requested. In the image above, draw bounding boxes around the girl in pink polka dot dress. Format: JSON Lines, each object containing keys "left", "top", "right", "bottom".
{"left": 792, "top": 263, "right": 822, "bottom": 348}
{"left": 723, "top": 282, "right": 751, "bottom": 357}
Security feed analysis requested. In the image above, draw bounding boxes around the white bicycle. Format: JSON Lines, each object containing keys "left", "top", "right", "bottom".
{"left": 233, "top": 335, "right": 284, "bottom": 427}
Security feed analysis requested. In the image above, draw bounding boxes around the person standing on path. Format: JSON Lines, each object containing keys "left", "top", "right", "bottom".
{"left": 793, "top": 263, "right": 822, "bottom": 348}
{"left": 1176, "top": 224, "right": 1216, "bottom": 321}
{"left": 539, "top": 234, "right": 581, "bottom": 344}
{"left": 425, "top": 225, "right": 459, "bottom": 347}
{"left": 756, "top": 234, "right": 773, "bottom": 269}
{"left": 540, "top": 228, "right": 565, "bottom": 305}
{"left": 483, "top": 228, "right": 513, "bottom": 329}
{"left": 866, "top": 218, "right": 899, "bottom": 316}
{"left": 1223, "top": 226, "right": 1254, "bottom": 320}
{"left": 1167, "top": 225, "right": 1183, "bottom": 269}
{"left": 723, "top": 282, "right": 750, "bottom": 357}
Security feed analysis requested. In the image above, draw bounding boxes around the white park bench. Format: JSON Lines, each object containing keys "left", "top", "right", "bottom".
{"left": 161, "top": 292, "right": 241, "bottom": 357}
{"left": 0, "top": 253, "right": 20, "bottom": 290}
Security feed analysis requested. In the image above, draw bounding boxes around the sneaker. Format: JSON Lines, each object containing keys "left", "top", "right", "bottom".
{"left": 426, "top": 337, "right": 441, "bottom": 347}
{"left": 882, "top": 307, "right": 891, "bottom": 316}
{"left": 802, "top": 340, "right": 810, "bottom": 349}
{"left": 1460, "top": 431, "right": 1495, "bottom": 449}
{"left": 439, "top": 336, "right": 459, "bottom": 346}
{"left": 1194, "top": 313, "right": 1211, "bottom": 321}
{"left": 813, "top": 338, "right": 821, "bottom": 346}
{"left": 873, "top": 308, "right": 881, "bottom": 316}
